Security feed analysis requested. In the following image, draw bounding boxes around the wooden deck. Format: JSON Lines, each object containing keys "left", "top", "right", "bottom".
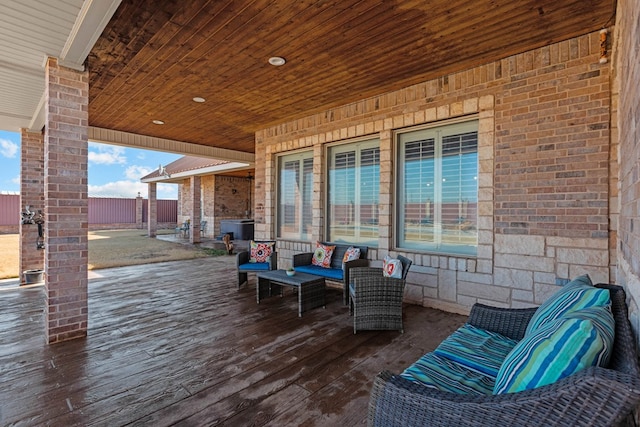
{"left": 0, "top": 257, "right": 465, "bottom": 426}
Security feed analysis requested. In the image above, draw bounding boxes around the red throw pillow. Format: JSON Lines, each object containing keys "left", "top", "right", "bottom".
{"left": 250, "top": 241, "right": 275, "bottom": 263}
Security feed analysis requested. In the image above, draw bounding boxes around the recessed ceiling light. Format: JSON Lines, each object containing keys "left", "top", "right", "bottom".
{"left": 268, "top": 56, "right": 286, "bottom": 66}
{"left": 152, "top": 120, "right": 165, "bottom": 125}
{"left": 193, "top": 97, "right": 206, "bottom": 103}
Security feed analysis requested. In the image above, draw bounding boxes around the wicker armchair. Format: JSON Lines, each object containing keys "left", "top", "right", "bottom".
{"left": 367, "top": 284, "right": 640, "bottom": 427}
{"left": 236, "top": 241, "right": 278, "bottom": 288}
{"left": 349, "top": 255, "right": 413, "bottom": 334}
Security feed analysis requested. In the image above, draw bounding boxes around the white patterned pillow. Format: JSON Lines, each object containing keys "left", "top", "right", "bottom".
{"left": 383, "top": 255, "right": 403, "bottom": 278}
{"left": 342, "top": 246, "right": 361, "bottom": 268}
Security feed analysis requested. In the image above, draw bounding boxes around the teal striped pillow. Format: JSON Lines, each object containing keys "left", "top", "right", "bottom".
{"left": 493, "top": 305, "right": 614, "bottom": 395}
{"left": 525, "top": 275, "right": 610, "bottom": 335}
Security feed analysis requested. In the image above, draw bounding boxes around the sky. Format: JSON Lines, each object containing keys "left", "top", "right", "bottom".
{"left": 0, "top": 130, "right": 180, "bottom": 199}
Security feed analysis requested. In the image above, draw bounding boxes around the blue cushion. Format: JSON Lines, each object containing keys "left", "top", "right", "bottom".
{"left": 493, "top": 305, "right": 614, "bottom": 395}
{"left": 294, "top": 264, "right": 344, "bottom": 280}
{"left": 400, "top": 352, "right": 495, "bottom": 395}
{"left": 433, "top": 324, "right": 519, "bottom": 378}
{"left": 238, "top": 262, "right": 270, "bottom": 271}
{"left": 525, "top": 275, "right": 610, "bottom": 335}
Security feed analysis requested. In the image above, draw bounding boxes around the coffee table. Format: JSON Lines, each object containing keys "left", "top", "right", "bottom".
{"left": 256, "top": 270, "right": 326, "bottom": 317}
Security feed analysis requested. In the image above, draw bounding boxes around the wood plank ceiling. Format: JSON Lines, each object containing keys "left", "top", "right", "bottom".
{"left": 88, "top": 0, "right": 615, "bottom": 154}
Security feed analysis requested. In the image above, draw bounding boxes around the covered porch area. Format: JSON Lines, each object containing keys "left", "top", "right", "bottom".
{"left": 0, "top": 257, "right": 464, "bottom": 426}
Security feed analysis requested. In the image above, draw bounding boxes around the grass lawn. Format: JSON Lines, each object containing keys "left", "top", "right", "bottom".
{"left": 0, "top": 229, "right": 222, "bottom": 280}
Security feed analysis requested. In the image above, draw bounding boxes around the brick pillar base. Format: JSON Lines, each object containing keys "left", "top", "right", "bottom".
{"left": 44, "top": 57, "right": 88, "bottom": 344}
{"left": 19, "top": 130, "right": 45, "bottom": 283}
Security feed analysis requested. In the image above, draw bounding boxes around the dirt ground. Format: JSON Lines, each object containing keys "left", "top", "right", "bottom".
{"left": 0, "top": 229, "right": 211, "bottom": 280}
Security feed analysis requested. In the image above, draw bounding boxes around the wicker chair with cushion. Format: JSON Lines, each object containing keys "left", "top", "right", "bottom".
{"left": 367, "top": 283, "right": 640, "bottom": 427}
{"left": 349, "top": 255, "right": 413, "bottom": 334}
{"left": 236, "top": 240, "right": 278, "bottom": 288}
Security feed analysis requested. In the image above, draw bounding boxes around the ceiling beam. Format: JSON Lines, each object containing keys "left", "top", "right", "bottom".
{"left": 88, "top": 127, "right": 256, "bottom": 164}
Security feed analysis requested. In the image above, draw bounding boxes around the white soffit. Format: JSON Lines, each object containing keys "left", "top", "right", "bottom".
{"left": 0, "top": 0, "right": 121, "bottom": 132}
{"left": 89, "top": 127, "right": 256, "bottom": 165}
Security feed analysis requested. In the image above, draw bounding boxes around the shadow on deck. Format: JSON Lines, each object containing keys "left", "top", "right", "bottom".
{"left": 0, "top": 257, "right": 466, "bottom": 426}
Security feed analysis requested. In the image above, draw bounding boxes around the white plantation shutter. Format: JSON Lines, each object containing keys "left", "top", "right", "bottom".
{"left": 398, "top": 121, "right": 478, "bottom": 255}
{"left": 328, "top": 139, "right": 380, "bottom": 245}
{"left": 277, "top": 152, "right": 313, "bottom": 239}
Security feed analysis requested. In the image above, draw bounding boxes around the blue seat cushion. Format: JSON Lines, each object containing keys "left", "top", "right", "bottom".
{"left": 433, "top": 324, "right": 519, "bottom": 378}
{"left": 238, "top": 262, "right": 270, "bottom": 271}
{"left": 295, "top": 264, "right": 344, "bottom": 281}
{"left": 400, "top": 352, "right": 495, "bottom": 395}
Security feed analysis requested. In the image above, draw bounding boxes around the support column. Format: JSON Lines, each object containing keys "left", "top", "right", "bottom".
{"left": 19, "top": 129, "right": 45, "bottom": 283}
{"left": 147, "top": 183, "right": 157, "bottom": 237}
{"left": 190, "top": 176, "right": 201, "bottom": 244}
{"left": 44, "top": 57, "right": 89, "bottom": 344}
{"left": 135, "top": 193, "right": 143, "bottom": 229}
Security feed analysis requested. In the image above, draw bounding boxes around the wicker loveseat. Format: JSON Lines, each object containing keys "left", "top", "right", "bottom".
{"left": 293, "top": 242, "right": 369, "bottom": 305}
{"left": 368, "top": 283, "right": 640, "bottom": 427}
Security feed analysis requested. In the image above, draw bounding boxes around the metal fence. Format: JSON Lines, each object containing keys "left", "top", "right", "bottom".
{"left": 0, "top": 194, "right": 177, "bottom": 227}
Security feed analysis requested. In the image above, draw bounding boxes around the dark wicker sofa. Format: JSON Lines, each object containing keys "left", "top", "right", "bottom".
{"left": 293, "top": 242, "right": 369, "bottom": 305}
{"left": 368, "top": 284, "right": 640, "bottom": 427}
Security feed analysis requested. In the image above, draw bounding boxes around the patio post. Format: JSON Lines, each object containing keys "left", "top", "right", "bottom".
{"left": 43, "top": 57, "right": 89, "bottom": 343}
{"left": 19, "top": 129, "right": 45, "bottom": 283}
{"left": 189, "top": 176, "right": 201, "bottom": 244}
{"left": 147, "top": 182, "right": 157, "bottom": 237}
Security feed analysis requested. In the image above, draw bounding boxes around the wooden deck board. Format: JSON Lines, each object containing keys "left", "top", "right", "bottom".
{"left": 0, "top": 257, "right": 465, "bottom": 426}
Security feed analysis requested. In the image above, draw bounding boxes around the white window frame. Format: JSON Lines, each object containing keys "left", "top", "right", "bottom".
{"left": 396, "top": 119, "right": 479, "bottom": 256}
{"left": 276, "top": 150, "right": 313, "bottom": 240}
{"left": 327, "top": 138, "right": 380, "bottom": 246}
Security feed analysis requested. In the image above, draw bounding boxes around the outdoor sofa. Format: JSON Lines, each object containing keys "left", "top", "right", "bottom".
{"left": 292, "top": 242, "right": 369, "bottom": 305}
{"left": 368, "top": 279, "right": 640, "bottom": 427}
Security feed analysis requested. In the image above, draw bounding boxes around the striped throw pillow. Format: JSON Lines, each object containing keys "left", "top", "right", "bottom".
{"left": 525, "top": 275, "right": 610, "bottom": 336}
{"left": 493, "top": 305, "right": 614, "bottom": 395}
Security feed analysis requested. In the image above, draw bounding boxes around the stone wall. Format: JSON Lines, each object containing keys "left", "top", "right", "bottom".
{"left": 255, "top": 31, "right": 613, "bottom": 314}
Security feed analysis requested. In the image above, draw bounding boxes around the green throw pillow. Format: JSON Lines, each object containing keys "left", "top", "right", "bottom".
{"left": 493, "top": 305, "right": 614, "bottom": 395}
{"left": 525, "top": 275, "right": 610, "bottom": 336}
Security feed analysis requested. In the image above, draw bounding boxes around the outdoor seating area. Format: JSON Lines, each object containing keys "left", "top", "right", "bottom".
{"left": 0, "top": 257, "right": 467, "bottom": 426}
{"left": 368, "top": 279, "right": 640, "bottom": 426}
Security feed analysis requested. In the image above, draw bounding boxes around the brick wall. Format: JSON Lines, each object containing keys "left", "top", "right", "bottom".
{"left": 615, "top": 0, "right": 640, "bottom": 342}
{"left": 255, "top": 31, "right": 613, "bottom": 313}
{"left": 177, "top": 174, "right": 252, "bottom": 238}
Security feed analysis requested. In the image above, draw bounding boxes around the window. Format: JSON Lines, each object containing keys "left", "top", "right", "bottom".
{"left": 277, "top": 151, "right": 313, "bottom": 240}
{"left": 327, "top": 139, "right": 380, "bottom": 245}
{"left": 397, "top": 120, "right": 478, "bottom": 255}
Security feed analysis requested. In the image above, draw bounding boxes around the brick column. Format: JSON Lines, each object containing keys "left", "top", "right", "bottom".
{"left": 135, "top": 193, "right": 143, "bottom": 229}
{"left": 44, "top": 57, "right": 89, "bottom": 344}
{"left": 19, "top": 129, "right": 45, "bottom": 282}
{"left": 190, "top": 176, "right": 201, "bottom": 243}
{"left": 147, "top": 183, "right": 157, "bottom": 237}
